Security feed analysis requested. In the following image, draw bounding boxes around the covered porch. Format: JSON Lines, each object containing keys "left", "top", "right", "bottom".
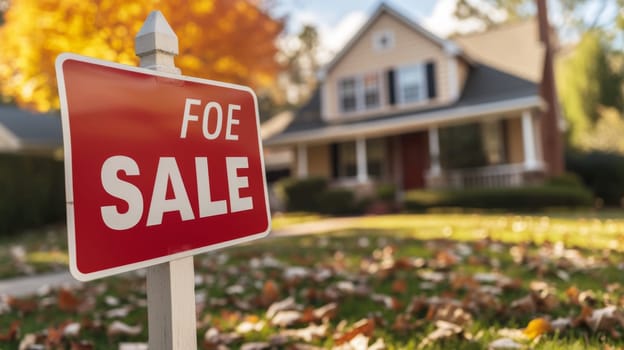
{"left": 291, "top": 108, "right": 545, "bottom": 193}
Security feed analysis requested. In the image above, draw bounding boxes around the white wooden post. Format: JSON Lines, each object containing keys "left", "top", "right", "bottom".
{"left": 297, "top": 143, "right": 308, "bottom": 178}
{"left": 135, "top": 11, "right": 198, "bottom": 350}
{"left": 521, "top": 110, "right": 538, "bottom": 170}
{"left": 356, "top": 137, "right": 368, "bottom": 183}
{"left": 428, "top": 127, "right": 441, "bottom": 176}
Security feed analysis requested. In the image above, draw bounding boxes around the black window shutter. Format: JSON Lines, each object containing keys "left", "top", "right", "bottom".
{"left": 426, "top": 62, "right": 436, "bottom": 99}
{"left": 387, "top": 69, "right": 396, "bottom": 105}
{"left": 330, "top": 143, "right": 340, "bottom": 179}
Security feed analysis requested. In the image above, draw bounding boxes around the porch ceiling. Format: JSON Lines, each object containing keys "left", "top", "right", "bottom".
{"left": 265, "top": 95, "right": 542, "bottom": 146}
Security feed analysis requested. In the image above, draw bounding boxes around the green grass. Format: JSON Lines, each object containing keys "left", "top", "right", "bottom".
{"left": 0, "top": 213, "right": 624, "bottom": 348}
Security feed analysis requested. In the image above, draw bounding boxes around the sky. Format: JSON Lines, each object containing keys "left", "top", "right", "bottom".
{"left": 271, "top": 0, "right": 622, "bottom": 61}
{"left": 271, "top": 0, "right": 491, "bottom": 62}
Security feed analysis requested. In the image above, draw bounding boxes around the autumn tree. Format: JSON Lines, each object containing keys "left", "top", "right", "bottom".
{"left": 0, "top": 0, "right": 283, "bottom": 112}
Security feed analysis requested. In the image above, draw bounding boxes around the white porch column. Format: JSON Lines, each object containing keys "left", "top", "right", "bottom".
{"left": 297, "top": 144, "right": 308, "bottom": 178}
{"left": 521, "top": 110, "right": 539, "bottom": 170}
{"left": 356, "top": 137, "right": 368, "bottom": 183}
{"left": 428, "top": 127, "right": 441, "bottom": 176}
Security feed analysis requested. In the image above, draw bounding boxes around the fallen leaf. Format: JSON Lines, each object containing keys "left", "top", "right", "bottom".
{"left": 334, "top": 318, "right": 375, "bottom": 345}
{"left": 488, "top": 338, "right": 524, "bottom": 349}
{"left": 260, "top": 280, "right": 280, "bottom": 306}
{"left": 266, "top": 297, "right": 298, "bottom": 319}
{"left": 240, "top": 342, "right": 270, "bottom": 350}
{"left": 58, "top": 288, "right": 80, "bottom": 312}
{"left": 417, "top": 320, "right": 464, "bottom": 349}
{"left": 118, "top": 343, "right": 148, "bottom": 350}
{"left": 391, "top": 279, "right": 407, "bottom": 294}
{"left": 281, "top": 324, "right": 328, "bottom": 342}
{"left": 7, "top": 296, "right": 38, "bottom": 313}
{"left": 107, "top": 321, "right": 142, "bottom": 337}
{"left": 271, "top": 310, "right": 302, "bottom": 327}
{"left": 523, "top": 318, "right": 551, "bottom": 340}
{"left": 18, "top": 333, "right": 37, "bottom": 350}
{"left": 510, "top": 295, "right": 536, "bottom": 314}
{"left": 70, "top": 341, "right": 94, "bottom": 350}
{"left": 63, "top": 322, "right": 81, "bottom": 337}
{"left": 426, "top": 303, "right": 473, "bottom": 326}
{"left": 0, "top": 320, "right": 20, "bottom": 341}
{"left": 566, "top": 286, "right": 580, "bottom": 304}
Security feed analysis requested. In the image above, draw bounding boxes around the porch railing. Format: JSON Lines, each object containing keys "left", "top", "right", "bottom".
{"left": 425, "top": 163, "right": 544, "bottom": 189}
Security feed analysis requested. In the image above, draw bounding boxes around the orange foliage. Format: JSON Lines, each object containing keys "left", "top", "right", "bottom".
{"left": 0, "top": 0, "right": 282, "bottom": 111}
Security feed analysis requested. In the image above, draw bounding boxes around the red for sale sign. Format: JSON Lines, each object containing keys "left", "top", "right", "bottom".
{"left": 56, "top": 54, "right": 271, "bottom": 281}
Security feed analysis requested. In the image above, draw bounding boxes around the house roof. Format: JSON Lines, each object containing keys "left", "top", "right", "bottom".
{"left": 266, "top": 64, "right": 541, "bottom": 146}
{"left": 0, "top": 106, "right": 63, "bottom": 149}
{"left": 322, "top": 3, "right": 468, "bottom": 77}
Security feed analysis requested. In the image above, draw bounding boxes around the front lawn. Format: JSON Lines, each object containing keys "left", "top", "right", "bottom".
{"left": 0, "top": 213, "right": 623, "bottom": 348}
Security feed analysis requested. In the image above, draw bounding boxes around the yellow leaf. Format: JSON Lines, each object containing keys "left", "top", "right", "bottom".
{"left": 523, "top": 318, "right": 551, "bottom": 339}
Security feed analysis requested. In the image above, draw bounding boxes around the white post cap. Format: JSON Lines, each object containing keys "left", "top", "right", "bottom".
{"left": 135, "top": 10, "right": 180, "bottom": 74}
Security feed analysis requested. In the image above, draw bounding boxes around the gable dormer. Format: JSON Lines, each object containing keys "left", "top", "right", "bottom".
{"left": 320, "top": 4, "right": 470, "bottom": 122}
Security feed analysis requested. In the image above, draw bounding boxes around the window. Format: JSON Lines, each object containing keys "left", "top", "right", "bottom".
{"left": 338, "top": 73, "right": 381, "bottom": 113}
{"left": 481, "top": 120, "right": 506, "bottom": 165}
{"left": 373, "top": 30, "right": 395, "bottom": 51}
{"left": 366, "top": 138, "right": 386, "bottom": 178}
{"left": 363, "top": 73, "right": 380, "bottom": 109}
{"left": 339, "top": 78, "right": 357, "bottom": 112}
{"left": 396, "top": 65, "right": 427, "bottom": 104}
{"left": 337, "top": 141, "right": 357, "bottom": 178}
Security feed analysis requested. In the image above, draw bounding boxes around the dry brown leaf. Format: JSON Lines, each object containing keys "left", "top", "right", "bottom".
{"left": 510, "top": 295, "right": 536, "bottom": 314}
{"left": 266, "top": 297, "right": 298, "bottom": 319}
{"left": 434, "top": 250, "right": 459, "bottom": 268}
{"left": 334, "top": 318, "right": 375, "bottom": 345}
{"left": 58, "top": 288, "right": 80, "bottom": 312}
{"left": 313, "top": 302, "right": 338, "bottom": 320}
{"left": 271, "top": 310, "right": 302, "bottom": 327}
{"left": 107, "top": 321, "right": 142, "bottom": 337}
{"left": 391, "top": 279, "right": 408, "bottom": 294}
{"left": 260, "top": 280, "right": 280, "bottom": 306}
{"left": 7, "top": 296, "right": 37, "bottom": 313}
{"left": 118, "top": 343, "right": 148, "bottom": 350}
{"left": 523, "top": 318, "right": 551, "bottom": 340}
{"left": 566, "top": 286, "right": 580, "bottom": 304}
{"left": 417, "top": 320, "right": 464, "bottom": 349}
{"left": 0, "top": 320, "right": 20, "bottom": 341}
{"left": 426, "top": 303, "right": 473, "bottom": 326}
{"left": 46, "top": 324, "right": 65, "bottom": 346}
{"left": 70, "top": 341, "right": 94, "bottom": 350}
{"left": 488, "top": 338, "right": 524, "bottom": 349}
{"left": 240, "top": 342, "right": 270, "bottom": 350}
{"left": 281, "top": 324, "right": 328, "bottom": 342}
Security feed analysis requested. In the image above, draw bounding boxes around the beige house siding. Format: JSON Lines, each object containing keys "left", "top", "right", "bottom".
{"left": 457, "top": 59, "right": 470, "bottom": 95}
{"left": 506, "top": 116, "right": 524, "bottom": 164}
{"left": 455, "top": 20, "right": 544, "bottom": 83}
{"left": 307, "top": 144, "right": 331, "bottom": 177}
{"left": 324, "top": 12, "right": 452, "bottom": 121}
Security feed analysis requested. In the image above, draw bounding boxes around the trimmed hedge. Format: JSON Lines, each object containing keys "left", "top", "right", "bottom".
{"left": 0, "top": 153, "right": 65, "bottom": 234}
{"left": 404, "top": 185, "right": 593, "bottom": 211}
{"left": 566, "top": 151, "right": 624, "bottom": 206}
{"left": 276, "top": 177, "right": 361, "bottom": 215}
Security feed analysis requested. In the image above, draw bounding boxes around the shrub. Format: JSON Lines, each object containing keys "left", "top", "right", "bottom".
{"left": 318, "top": 189, "right": 356, "bottom": 215}
{"left": 566, "top": 151, "right": 624, "bottom": 206}
{"left": 376, "top": 183, "right": 396, "bottom": 202}
{"left": 545, "top": 172, "right": 585, "bottom": 188}
{"left": 404, "top": 185, "right": 593, "bottom": 211}
{"left": 0, "top": 153, "right": 65, "bottom": 234}
{"left": 278, "top": 177, "right": 328, "bottom": 212}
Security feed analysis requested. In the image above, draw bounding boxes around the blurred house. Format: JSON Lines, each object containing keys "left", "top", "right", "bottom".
{"left": 0, "top": 105, "right": 63, "bottom": 157}
{"left": 264, "top": 2, "right": 563, "bottom": 196}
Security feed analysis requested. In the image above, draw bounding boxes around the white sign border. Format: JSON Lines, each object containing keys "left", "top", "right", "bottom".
{"left": 55, "top": 53, "right": 272, "bottom": 281}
